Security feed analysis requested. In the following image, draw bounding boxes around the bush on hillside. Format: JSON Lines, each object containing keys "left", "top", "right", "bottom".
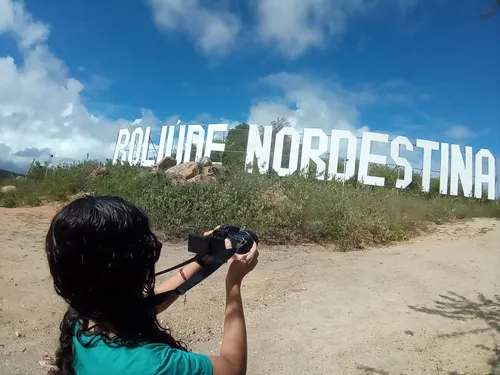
{"left": 0, "top": 160, "right": 498, "bottom": 250}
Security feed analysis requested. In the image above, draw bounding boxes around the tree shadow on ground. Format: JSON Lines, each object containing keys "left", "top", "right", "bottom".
{"left": 408, "top": 291, "right": 500, "bottom": 333}
{"left": 409, "top": 291, "right": 500, "bottom": 375}
{"left": 356, "top": 366, "right": 391, "bottom": 374}
{"left": 357, "top": 291, "right": 500, "bottom": 375}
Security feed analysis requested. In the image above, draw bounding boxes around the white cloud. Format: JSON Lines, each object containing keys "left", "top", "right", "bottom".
{"left": 84, "top": 74, "right": 112, "bottom": 92}
{"left": 0, "top": 0, "right": 162, "bottom": 173}
{"left": 148, "top": 0, "right": 422, "bottom": 59}
{"left": 0, "top": 48, "right": 117, "bottom": 171}
{"left": 256, "top": 0, "right": 423, "bottom": 59}
{"left": 254, "top": 0, "right": 373, "bottom": 59}
{"left": 247, "top": 72, "right": 369, "bottom": 164}
{"left": 0, "top": 0, "right": 49, "bottom": 48}
{"left": 246, "top": 72, "right": 441, "bottom": 172}
{"left": 247, "top": 72, "right": 429, "bottom": 135}
{"left": 148, "top": 0, "right": 240, "bottom": 58}
{"left": 446, "top": 125, "right": 476, "bottom": 140}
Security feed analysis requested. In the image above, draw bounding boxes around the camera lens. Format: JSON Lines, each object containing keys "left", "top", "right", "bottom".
{"left": 232, "top": 230, "right": 258, "bottom": 255}
{"left": 244, "top": 230, "right": 258, "bottom": 245}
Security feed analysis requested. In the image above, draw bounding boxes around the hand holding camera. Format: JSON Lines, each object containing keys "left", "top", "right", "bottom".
{"left": 202, "top": 225, "right": 260, "bottom": 285}
{"left": 225, "top": 240, "right": 259, "bottom": 285}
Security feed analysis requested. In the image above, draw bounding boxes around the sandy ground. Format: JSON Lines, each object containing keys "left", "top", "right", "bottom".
{"left": 0, "top": 205, "right": 499, "bottom": 375}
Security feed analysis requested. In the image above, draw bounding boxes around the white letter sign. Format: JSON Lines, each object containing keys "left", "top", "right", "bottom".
{"left": 113, "top": 124, "right": 498, "bottom": 200}
{"left": 390, "top": 136, "right": 413, "bottom": 189}
{"left": 358, "top": 132, "right": 389, "bottom": 187}
{"left": 300, "top": 128, "right": 328, "bottom": 180}
{"left": 245, "top": 124, "right": 273, "bottom": 173}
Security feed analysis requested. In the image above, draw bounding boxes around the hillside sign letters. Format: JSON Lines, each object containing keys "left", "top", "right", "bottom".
{"left": 112, "top": 124, "right": 497, "bottom": 200}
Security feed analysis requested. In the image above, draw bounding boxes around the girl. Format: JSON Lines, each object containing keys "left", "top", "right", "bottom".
{"left": 44, "top": 195, "right": 259, "bottom": 375}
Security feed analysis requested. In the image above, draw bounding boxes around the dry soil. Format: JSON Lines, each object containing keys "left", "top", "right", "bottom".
{"left": 0, "top": 205, "right": 499, "bottom": 374}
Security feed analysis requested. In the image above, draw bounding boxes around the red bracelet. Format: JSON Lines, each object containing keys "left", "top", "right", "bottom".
{"left": 179, "top": 268, "right": 187, "bottom": 281}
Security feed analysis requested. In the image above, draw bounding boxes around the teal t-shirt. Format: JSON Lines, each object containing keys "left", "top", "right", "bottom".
{"left": 72, "top": 325, "right": 213, "bottom": 375}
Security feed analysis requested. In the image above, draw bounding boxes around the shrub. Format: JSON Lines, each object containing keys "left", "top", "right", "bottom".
{"left": 1, "top": 160, "right": 498, "bottom": 250}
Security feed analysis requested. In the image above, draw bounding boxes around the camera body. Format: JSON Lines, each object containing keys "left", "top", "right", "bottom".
{"left": 216, "top": 225, "right": 258, "bottom": 255}
{"left": 187, "top": 225, "right": 258, "bottom": 261}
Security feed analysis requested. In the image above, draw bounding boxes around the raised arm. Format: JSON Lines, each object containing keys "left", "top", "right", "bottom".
{"left": 208, "top": 241, "right": 259, "bottom": 375}
{"left": 154, "top": 228, "right": 259, "bottom": 375}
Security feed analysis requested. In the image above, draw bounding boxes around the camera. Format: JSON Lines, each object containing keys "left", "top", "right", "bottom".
{"left": 187, "top": 225, "right": 258, "bottom": 261}
{"left": 152, "top": 225, "right": 258, "bottom": 304}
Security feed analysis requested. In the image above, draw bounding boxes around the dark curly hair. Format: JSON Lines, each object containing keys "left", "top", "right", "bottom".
{"left": 44, "top": 195, "right": 187, "bottom": 375}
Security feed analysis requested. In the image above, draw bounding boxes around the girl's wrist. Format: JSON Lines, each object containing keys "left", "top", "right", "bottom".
{"left": 225, "top": 276, "right": 242, "bottom": 289}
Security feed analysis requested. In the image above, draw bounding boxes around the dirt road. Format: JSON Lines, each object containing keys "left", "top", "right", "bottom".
{"left": 0, "top": 205, "right": 498, "bottom": 374}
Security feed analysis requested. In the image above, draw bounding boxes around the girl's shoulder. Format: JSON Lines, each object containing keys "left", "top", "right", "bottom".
{"left": 72, "top": 331, "right": 213, "bottom": 375}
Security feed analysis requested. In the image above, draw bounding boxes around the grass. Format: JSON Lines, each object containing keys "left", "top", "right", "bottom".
{"left": 1, "top": 160, "right": 499, "bottom": 250}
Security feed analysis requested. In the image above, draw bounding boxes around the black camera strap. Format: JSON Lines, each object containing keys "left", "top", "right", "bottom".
{"left": 153, "top": 256, "right": 199, "bottom": 277}
{"left": 151, "top": 249, "right": 236, "bottom": 306}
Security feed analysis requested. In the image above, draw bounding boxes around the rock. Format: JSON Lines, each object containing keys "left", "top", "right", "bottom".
{"left": 90, "top": 167, "right": 108, "bottom": 179}
{"left": 211, "top": 164, "right": 227, "bottom": 176}
{"left": 187, "top": 174, "right": 217, "bottom": 183}
{"left": 38, "top": 360, "right": 55, "bottom": 369}
{"left": 43, "top": 353, "right": 55, "bottom": 364}
{"left": 165, "top": 162, "right": 201, "bottom": 181}
{"left": 200, "top": 156, "right": 212, "bottom": 167}
{"left": 201, "top": 166, "right": 217, "bottom": 176}
{"left": 15, "top": 176, "right": 25, "bottom": 181}
{"left": 187, "top": 175, "right": 204, "bottom": 183}
{"left": 1, "top": 185, "right": 16, "bottom": 194}
{"left": 154, "top": 156, "right": 177, "bottom": 171}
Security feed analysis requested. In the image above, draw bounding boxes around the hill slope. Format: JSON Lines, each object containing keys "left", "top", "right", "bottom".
{"left": 0, "top": 169, "right": 21, "bottom": 180}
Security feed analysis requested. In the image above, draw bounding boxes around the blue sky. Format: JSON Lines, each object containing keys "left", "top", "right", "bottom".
{"left": 0, "top": 0, "right": 498, "bottom": 184}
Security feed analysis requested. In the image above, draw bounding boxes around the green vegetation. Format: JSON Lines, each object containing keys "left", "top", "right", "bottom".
{"left": 0, "top": 169, "right": 21, "bottom": 180}
{"left": 0, "top": 157, "right": 498, "bottom": 250}
{"left": 1, "top": 120, "right": 497, "bottom": 249}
